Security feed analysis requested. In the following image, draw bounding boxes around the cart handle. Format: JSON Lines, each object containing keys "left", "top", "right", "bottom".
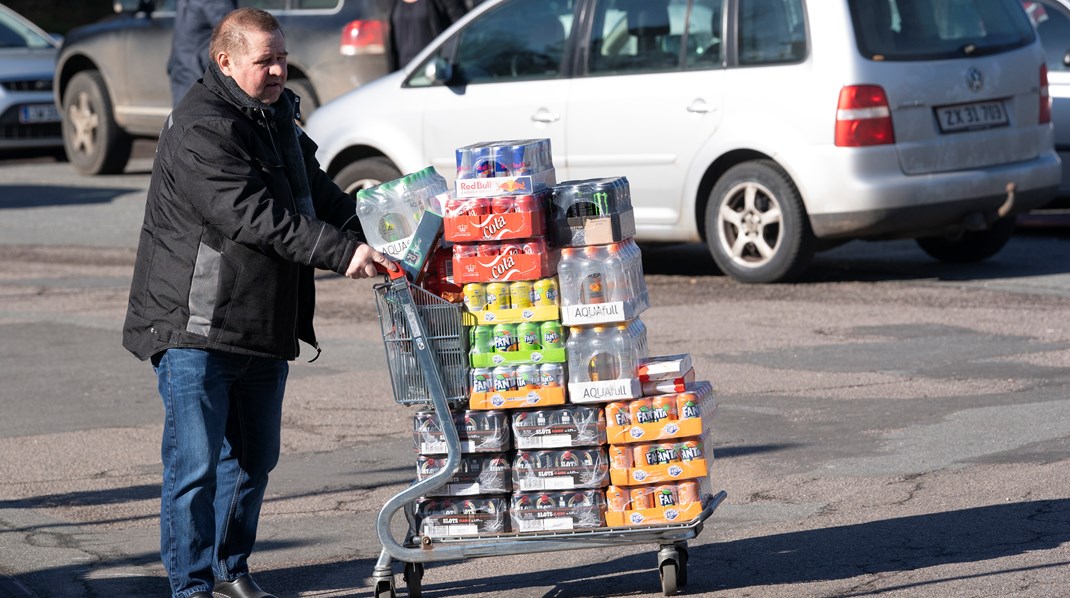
{"left": 375, "top": 260, "right": 406, "bottom": 280}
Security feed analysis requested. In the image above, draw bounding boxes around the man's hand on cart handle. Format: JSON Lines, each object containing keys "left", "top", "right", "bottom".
{"left": 346, "top": 243, "right": 398, "bottom": 279}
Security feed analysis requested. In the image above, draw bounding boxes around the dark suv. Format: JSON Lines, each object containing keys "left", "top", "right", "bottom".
{"left": 54, "top": 0, "right": 392, "bottom": 175}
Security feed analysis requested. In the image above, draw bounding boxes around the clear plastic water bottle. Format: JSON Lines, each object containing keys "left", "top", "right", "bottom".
{"left": 566, "top": 326, "right": 590, "bottom": 384}
{"left": 581, "top": 245, "right": 608, "bottom": 304}
{"left": 558, "top": 247, "right": 582, "bottom": 306}
{"left": 603, "top": 242, "right": 626, "bottom": 303}
{"left": 587, "top": 325, "right": 621, "bottom": 381}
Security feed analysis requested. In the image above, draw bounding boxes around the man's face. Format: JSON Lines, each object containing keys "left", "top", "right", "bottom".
{"left": 218, "top": 28, "right": 288, "bottom": 104}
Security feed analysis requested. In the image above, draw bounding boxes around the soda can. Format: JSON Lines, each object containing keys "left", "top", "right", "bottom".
{"left": 675, "top": 440, "right": 703, "bottom": 462}
{"left": 492, "top": 323, "right": 517, "bottom": 352}
{"left": 485, "top": 282, "right": 509, "bottom": 310}
{"left": 677, "top": 480, "right": 700, "bottom": 505}
{"left": 605, "top": 486, "right": 627, "bottom": 512}
{"left": 491, "top": 196, "right": 515, "bottom": 214}
{"left": 473, "top": 197, "right": 493, "bottom": 217}
{"left": 513, "top": 194, "right": 536, "bottom": 213}
{"left": 651, "top": 395, "right": 678, "bottom": 422}
{"left": 510, "top": 281, "right": 534, "bottom": 309}
{"left": 629, "top": 487, "right": 654, "bottom": 510}
{"left": 443, "top": 197, "right": 466, "bottom": 218}
{"left": 657, "top": 443, "right": 680, "bottom": 464}
{"left": 477, "top": 242, "right": 499, "bottom": 257}
{"left": 522, "top": 241, "right": 542, "bottom": 254}
{"left": 654, "top": 485, "right": 679, "bottom": 508}
{"left": 608, "top": 445, "right": 633, "bottom": 470}
{"left": 472, "top": 325, "right": 494, "bottom": 353}
{"left": 463, "top": 283, "right": 486, "bottom": 312}
{"left": 539, "top": 362, "right": 565, "bottom": 388}
{"left": 470, "top": 368, "right": 494, "bottom": 394}
{"left": 517, "top": 321, "right": 541, "bottom": 351}
{"left": 499, "top": 243, "right": 522, "bottom": 255}
{"left": 533, "top": 278, "right": 559, "bottom": 307}
{"left": 492, "top": 365, "right": 515, "bottom": 392}
{"left": 605, "top": 402, "right": 631, "bottom": 427}
{"left": 539, "top": 320, "right": 564, "bottom": 349}
{"left": 453, "top": 243, "right": 478, "bottom": 258}
{"left": 515, "top": 364, "right": 540, "bottom": 390}
{"left": 676, "top": 392, "right": 701, "bottom": 419}
{"left": 628, "top": 398, "right": 654, "bottom": 426}
{"left": 632, "top": 443, "right": 655, "bottom": 467}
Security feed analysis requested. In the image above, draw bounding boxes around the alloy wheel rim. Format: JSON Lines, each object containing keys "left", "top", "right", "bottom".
{"left": 67, "top": 91, "right": 98, "bottom": 155}
{"left": 717, "top": 180, "right": 783, "bottom": 268}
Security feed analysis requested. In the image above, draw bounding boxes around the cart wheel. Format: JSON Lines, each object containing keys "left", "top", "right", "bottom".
{"left": 677, "top": 545, "right": 689, "bottom": 587}
{"left": 660, "top": 560, "right": 679, "bottom": 596}
{"left": 403, "top": 562, "right": 424, "bottom": 597}
{"left": 374, "top": 577, "right": 396, "bottom": 598}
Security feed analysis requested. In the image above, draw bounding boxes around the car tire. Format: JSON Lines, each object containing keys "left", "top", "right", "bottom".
{"left": 288, "top": 78, "right": 318, "bottom": 124}
{"left": 915, "top": 216, "right": 1016, "bottom": 263}
{"left": 61, "top": 70, "right": 132, "bottom": 176}
{"left": 334, "top": 157, "right": 402, "bottom": 196}
{"left": 705, "top": 160, "right": 815, "bottom": 283}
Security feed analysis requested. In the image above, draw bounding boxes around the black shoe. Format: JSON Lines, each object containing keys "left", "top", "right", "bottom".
{"left": 212, "top": 575, "right": 277, "bottom": 598}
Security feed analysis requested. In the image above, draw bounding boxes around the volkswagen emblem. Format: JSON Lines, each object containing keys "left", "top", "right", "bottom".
{"left": 965, "top": 67, "right": 984, "bottom": 93}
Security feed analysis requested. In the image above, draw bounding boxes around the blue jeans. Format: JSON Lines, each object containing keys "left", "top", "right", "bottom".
{"left": 153, "top": 348, "right": 288, "bottom": 598}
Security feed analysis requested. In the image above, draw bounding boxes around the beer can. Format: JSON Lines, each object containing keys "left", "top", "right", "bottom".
{"left": 628, "top": 398, "right": 654, "bottom": 426}
{"left": 605, "top": 402, "right": 631, "bottom": 427}
{"left": 535, "top": 493, "right": 556, "bottom": 509}
{"left": 651, "top": 395, "right": 678, "bottom": 422}
{"left": 470, "top": 368, "right": 494, "bottom": 394}
{"left": 539, "top": 320, "right": 564, "bottom": 349}
{"left": 515, "top": 364, "right": 540, "bottom": 390}
{"left": 472, "top": 325, "right": 494, "bottom": 353}
{"left": 608, "top": 444, "right": 633, "bottom": 470}
{"left": 533, "top": 277, "right": 559, "bottom": 307}
{"left": 492, "top": 323, "right": 517, "bottom": 352}
{"left": 517, "top": 321, "right": 541, "bottom": 351}
{"left": 675, "top": 440, "right": 703, "bottom": 462}
{"left": 654, "top": 485, "right": 679, "bottom": 508}
{"left": 558, "top": 450, "right": 580, "bottom": 467}
{"left": 605, "top": 486, "right": 627, "bottom": 512}
{"left": 535, "top": 451, "right": 556, "bottom": 468}
{"left": 510, "top": 281, "right": 534, "bottom": 309}
{"left": 492, "top": 365, "right": 515, "bottom": 392}
{"left": 677, "top": 480, "right": 700, "bottom": 505}
{"left": 486, "top": 454, "right": 510, "bottom": 472}
{"left": 676, "top": 391, "right": 701, "bottom": 419}
{"left": 567, "top": 491, "right": 593, "bottom": 507}
{"left": 460, "top": 499, "right": 480, "bottom": 515}
{"left": 514, "top": 451, "right": 535, "bottom": 472}
{"left": 417, "top": 455, "right": 442, "bottom": 476}
{"left": 485, "top": 282, "right": 509, "bottom": 310}
{"left": 629, "top": 487, "right": 654, "bottom": 510}
{"left": 492, "top": 196, "right": 514, "bottom": 214}
{"left": 539, "top": 362, "right": 565, "bottom": 388}
{"left": 462, "top": 283, "right": 486, "bottom": 312}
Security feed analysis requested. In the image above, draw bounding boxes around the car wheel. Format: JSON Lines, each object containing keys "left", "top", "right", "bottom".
{"left": 915, "top": 216, "right": 1016, "bottom": 263}
{"left": 288, "top": 78, "right": 318, "bottom": 124}
{"left": 334, "top": 157, "right": 402, "bottom": 196}
{"left": 705, "top": 160, "right": 815, "bottom": 283}
{"left": 61, "top": 70, "right": 132, "bottom": 176}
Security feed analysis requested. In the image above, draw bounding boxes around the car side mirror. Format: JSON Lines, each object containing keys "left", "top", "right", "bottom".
{"left": 424, "top": 57, "right": 453, "bottom": 84}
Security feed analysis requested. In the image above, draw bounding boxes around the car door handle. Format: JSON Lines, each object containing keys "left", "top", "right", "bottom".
{"left": 687, "top": 99, "right": 715, "bottom": 114}
{"left": 531, "top": 109, "right": 560, "bottom": 123}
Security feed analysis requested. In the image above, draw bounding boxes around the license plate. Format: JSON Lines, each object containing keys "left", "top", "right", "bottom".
{"left": 936, "top": 100, "right": 1008, "bottom": 133}
{"left": 18, "top": 104, "right": 61, "bottom": 124}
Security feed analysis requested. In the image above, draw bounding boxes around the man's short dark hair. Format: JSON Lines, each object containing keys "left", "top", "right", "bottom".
{"left": 209, "top": 7, "right": 283, "bottom": 60}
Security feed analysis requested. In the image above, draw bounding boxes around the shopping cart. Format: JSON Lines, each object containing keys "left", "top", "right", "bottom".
{"left": 371, "top": 269, "right": 727, "bottom": 597}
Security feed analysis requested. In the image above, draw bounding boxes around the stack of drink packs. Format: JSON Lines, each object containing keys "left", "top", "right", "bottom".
{"left": 360, "top": 139, "right": 715, "bottom": 538}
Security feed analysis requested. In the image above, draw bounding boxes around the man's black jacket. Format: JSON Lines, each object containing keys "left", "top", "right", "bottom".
{"left": 123, "top": 63, "right": 364, "bottom": 362}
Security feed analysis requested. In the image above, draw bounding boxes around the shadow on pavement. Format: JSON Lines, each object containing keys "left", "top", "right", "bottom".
{"left": 0, "top": 185, "right": 138, "bottom": 209}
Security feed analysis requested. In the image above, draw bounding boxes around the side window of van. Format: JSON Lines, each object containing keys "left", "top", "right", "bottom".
{"left": 685, "top": 0, "right": 725, "bottom": 69}
{"left": 1034, "top": 1, "right": 1070, "bottom": 73}
{"left": 738, "top": 0, "right": 806, "bottom": 65}
{"left": 588, "top": 0, "right": 687, "bottom": 75}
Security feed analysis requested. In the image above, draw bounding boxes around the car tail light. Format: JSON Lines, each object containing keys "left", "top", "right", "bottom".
{"left": 340, "top": 19, "right": 386, "bottom": 56}
{"left": 835, "top": 85, "right": 895, "bottom": 147}
{"left": 1040, "top": 64, "right": 1052, "bottom": 125}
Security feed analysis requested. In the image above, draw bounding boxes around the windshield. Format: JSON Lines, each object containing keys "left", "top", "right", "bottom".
{"left": 849, "top": 0, "right": 1036, "bottom": 61}
{"left": 0, "top": 8, "right": 56, "bottom": 49}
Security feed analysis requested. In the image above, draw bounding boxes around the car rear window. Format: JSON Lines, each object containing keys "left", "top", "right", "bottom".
{"left": 849, "top": 0, "right": 1036, "bottom": 61}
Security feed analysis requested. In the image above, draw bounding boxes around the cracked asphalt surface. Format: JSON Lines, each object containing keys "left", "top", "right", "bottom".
{"left": 1, "top": 152, "right": 1069, "bottom": 597}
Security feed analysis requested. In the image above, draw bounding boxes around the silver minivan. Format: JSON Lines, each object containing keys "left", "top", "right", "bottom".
{"left": 307, "top": 0, "right": 1061, "bottom": 282}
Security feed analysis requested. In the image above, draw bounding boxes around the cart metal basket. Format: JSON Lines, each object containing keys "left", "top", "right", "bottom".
{"left": 374, "top": 280, "right": 469, "bottom": 404}
{"left": 370, "top": 273, "right": 725, "bottom": 597}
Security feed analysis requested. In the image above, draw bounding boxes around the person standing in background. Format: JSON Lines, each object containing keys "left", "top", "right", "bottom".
{"left": 387, "top": 0, "right": 468, "bottom": 71}
{"left": 168, "top": 0, "right": 238, "bottom": 105}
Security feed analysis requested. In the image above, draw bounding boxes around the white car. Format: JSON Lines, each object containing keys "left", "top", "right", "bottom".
{"left": 308, "top": 0, "right": 1061, "bottom": 283}
{"left": 0, "top": 3, "right": 62, "bottom": 155}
